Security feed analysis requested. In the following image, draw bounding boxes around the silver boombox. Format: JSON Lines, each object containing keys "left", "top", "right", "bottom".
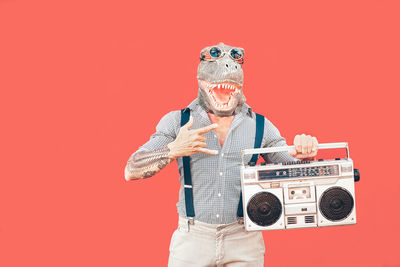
{"left": 240, "top": 142, "right": 360, "bottom": 231}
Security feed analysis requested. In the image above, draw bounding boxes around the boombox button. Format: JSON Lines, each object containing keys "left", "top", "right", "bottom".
{"left": 271, "top": 183, "right": 280, "bottom": 188}
{"left": 285, "top": 203, "right": 316, "bottom": 215}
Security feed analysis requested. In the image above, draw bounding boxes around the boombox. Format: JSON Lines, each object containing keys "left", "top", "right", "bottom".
{"left": 240, "top": 143, "right": 360, "bottom": 231}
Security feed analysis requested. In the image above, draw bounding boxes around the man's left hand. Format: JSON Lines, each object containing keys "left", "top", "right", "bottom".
{"left": 289, "top": 134, "right": 318, "bottom": 160}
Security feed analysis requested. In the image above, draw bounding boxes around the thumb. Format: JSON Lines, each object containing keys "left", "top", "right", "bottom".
{"left": 288, "top": 149, "right": 297, "bottom": 156}
{"left": 183, "top": 116, "right": 194, "bottom": 130}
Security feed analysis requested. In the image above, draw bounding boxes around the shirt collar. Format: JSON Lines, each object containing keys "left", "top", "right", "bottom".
{"left": 185, "top": 98, "right": 253, "bottom": 118}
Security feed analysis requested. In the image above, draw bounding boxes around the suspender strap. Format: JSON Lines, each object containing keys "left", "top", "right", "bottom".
{"left": 250, "top": 113, "right": 265, "bottom": 163}
{"left": 237, "top": 113, "right": 265, "bottom": 217}
{"left": 180, "top": 109, "right": 264, "bottom": 219}
{"left": 180, "top": 108, "right": 195, "bottom": 218}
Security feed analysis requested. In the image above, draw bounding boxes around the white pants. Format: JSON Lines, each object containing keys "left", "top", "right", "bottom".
{"left": 168, "top": 217, "right": 265, "bottom": 267}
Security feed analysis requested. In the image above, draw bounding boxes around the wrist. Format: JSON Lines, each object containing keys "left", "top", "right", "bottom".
{"left": 167, "top": 141, "right": 178, "bottom": 160}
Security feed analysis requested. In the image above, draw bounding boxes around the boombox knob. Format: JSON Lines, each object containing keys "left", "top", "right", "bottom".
{"left": 354, "top": 169, "right": 360, "bottom": 182}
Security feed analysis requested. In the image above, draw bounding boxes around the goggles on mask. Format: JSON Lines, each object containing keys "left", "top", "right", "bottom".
{"left": 200, "top": 47, "right": 244, "bottom": 64}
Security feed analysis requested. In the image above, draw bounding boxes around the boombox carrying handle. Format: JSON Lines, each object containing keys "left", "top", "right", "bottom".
{"left": 241, "top": 142, "right": 350, "bottom": 164}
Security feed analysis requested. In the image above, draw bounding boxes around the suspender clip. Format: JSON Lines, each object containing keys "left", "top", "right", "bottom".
{"left": 187, "top": 217, "right": 195, "bottom": 225}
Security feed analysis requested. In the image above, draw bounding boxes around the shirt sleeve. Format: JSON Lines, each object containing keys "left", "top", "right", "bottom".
{"left": 137, "top": 110, "right": 180, "bottom": 152}
{"left": 260, "top": 117, "right": 298, "bottom": 163}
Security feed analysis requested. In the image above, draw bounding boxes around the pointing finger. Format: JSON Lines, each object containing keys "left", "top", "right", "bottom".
{"left": 195, "top": 123, "right": 218, "bottom": 135}
{"left": 197, "top": 147, "right": 219, "bottom": 155}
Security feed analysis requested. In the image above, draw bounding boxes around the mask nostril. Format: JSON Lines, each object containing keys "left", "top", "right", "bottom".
{"left": 225, "top": 64, "right": 229, "bottom": 68}
{"left": 235, "top": 66, "right": 238, "bottom": 69}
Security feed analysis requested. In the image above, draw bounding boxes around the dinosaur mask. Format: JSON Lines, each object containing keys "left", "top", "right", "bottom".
{"left": 197, "top": 42, "right": 245, "bottom": 117}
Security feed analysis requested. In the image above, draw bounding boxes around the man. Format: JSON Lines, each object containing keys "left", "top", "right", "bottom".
{"left": 125, "top": 42, "right": 318, "bottom": 267}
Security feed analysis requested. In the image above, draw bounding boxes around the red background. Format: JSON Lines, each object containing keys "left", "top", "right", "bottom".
{"left": 1, "top": 0, "right": 399, "bottom": 266}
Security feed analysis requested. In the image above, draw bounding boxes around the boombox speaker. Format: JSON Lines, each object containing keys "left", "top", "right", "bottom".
{"left": 240, "top": 142, "right": 360, "bottom": 231}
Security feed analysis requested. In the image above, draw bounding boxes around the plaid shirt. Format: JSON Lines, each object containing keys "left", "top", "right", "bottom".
{"left": 135, "top": 98, "right": 296, "bottom": 224}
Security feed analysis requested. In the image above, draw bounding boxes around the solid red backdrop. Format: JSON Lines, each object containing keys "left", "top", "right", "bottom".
{"left": 0, "top": 0, "right": 399, "bottom": 266}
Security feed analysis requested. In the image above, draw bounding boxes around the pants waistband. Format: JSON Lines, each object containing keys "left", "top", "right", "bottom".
{"left": 178, "top": 217, "right": 245, "bottom": 235}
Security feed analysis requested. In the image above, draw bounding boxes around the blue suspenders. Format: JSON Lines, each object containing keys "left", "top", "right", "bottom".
{"left": 237, "top": 113, "right": 264, "bottom": 217}
{"left": 180, "top": 108, "right": 264, "bottom": 221}
{"left": 180, "top": 108, "right": 195, "bottom": 219}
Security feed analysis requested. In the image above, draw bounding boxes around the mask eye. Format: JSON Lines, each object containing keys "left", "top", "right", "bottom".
{"left": 230, "top": 48, "right": 243, "bottom": 60}
{"left": 209, "top": 47, "right": 222, "bottom": 58}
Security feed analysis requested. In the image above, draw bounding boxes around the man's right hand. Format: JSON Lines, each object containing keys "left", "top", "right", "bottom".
{"left": 167, "top": 116, "right": 219, "bottom": 159}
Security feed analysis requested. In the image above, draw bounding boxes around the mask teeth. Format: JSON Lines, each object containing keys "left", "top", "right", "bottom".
{"left": 200, "top": 80, "right": 241, "bottom": 92}
{"left": 200, "top": 80, "right": 240, "bottom": 110}
{"left": 219, "top": 83, "right": 234, "bottom": 90}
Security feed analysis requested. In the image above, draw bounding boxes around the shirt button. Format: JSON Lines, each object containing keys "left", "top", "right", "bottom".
{"left": 219, "top": 172, "right": 223, "bottom": 176}
{"left": 214, "top": 134, "right": 217, "bottom": 138}
{"left": 221, "top": 153, "right": 224, "bottom": 157}
{"left": 218, "top": 193, "right": 221, "bottom": 197}
{"left": 216, "top": 214, "right": 220, "bottom": 218}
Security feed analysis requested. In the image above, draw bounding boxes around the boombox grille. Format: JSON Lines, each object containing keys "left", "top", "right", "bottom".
{"left": 319, "top": 187, "right": 354, "bottom": 221}
{"left": 247, "top": 192, "right": 282, "bottom": 226}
